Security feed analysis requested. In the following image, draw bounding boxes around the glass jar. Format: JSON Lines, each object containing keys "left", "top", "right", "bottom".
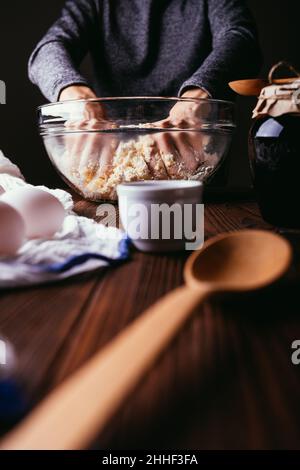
{"left": 249, "top": 114, "right": 300, "bottom": 228}
{"left": 0, "top": 337, "right": 28, "bottom": 431}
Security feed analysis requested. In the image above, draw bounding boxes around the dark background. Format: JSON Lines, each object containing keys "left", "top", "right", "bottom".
{"left": 0, "top": 0, "right": 299, "bottom": 188}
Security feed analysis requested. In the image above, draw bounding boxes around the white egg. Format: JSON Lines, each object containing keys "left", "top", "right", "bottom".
{"left": 1, "top": 187, "right": 65, "bottom": 239}
{"left": 0, "top": 201, "right": 25, "bottom": 255}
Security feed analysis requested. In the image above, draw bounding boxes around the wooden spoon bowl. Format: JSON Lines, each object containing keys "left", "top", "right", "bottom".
{"left": 185, "top": 230, "right": 292, "bottom": 291}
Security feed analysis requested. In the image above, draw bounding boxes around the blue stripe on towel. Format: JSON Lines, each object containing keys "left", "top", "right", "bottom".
{"left": 38, "top": 236, "right": 131, "bottom": 274}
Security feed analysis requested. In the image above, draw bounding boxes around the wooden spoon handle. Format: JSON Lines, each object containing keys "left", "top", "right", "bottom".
{"left": 1, "top": 285, "right": 209, "bottom": 450}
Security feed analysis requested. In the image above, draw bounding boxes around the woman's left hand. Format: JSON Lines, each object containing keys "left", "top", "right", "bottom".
{"left": 150, "top": 88, "right": 210, "bottom": 176}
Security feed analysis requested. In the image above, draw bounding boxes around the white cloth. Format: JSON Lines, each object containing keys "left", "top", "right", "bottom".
{"left": 0, "top": 151, "right": 129, "bottom": 288}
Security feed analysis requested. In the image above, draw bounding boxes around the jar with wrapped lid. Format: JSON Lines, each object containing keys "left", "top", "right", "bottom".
{"left": 248, "top": 62, "right": 300, "bottom": 228}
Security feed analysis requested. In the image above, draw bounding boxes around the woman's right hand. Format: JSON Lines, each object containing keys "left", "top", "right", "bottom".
{"left": 59, "top": 86, "right": 117, "bottom": 188}
{"left": 59, "top": 85, "right": 105, "bottom": 120}
{"left": 58, "top": 85, "right": 97, "bottom": 101}
{"left": 59, "top": 85, "right": 98, "bottom": 102}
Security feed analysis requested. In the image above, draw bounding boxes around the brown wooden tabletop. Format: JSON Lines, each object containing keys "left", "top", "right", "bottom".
{"left": 1, "top": 197, "right": 300, "bottom": 450}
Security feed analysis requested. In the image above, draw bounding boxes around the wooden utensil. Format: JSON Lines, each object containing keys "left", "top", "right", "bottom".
{"left": 0, "top": 230, "right": 292, "bottom": 450}
{"left": 229, "top": 77, "right": 297, "bottom": 96}
{"left": 229, "top": 61, "right": 300, "bottom": 96}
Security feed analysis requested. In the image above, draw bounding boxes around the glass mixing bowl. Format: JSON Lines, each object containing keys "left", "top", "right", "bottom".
{"left": 38, "top": 97, "right": 236, "bottom": 201}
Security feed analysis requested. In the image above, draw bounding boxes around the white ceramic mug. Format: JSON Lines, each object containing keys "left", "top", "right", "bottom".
{"left": 117, "top": 181, "right": 204, "bottom": 252}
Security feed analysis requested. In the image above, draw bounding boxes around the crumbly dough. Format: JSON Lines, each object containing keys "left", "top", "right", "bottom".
{"left": 82, "top": 135, "right": 192, "bottom": 200}
{"left": 58, "top": 130, "right": 220, "bottom": 201}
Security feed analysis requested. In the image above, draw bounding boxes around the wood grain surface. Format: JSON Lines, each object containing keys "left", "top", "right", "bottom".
{"left": 1, "top": 199, "right": 300, "bottom": 450}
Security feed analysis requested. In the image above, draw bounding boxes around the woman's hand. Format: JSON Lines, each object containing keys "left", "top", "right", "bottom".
{"left": 151, "top": 88, "right": 210, "bottom": 176}
{"left": 59, "top": 85, "right": 97, "bottom": 101}
{"left": 155, "top": 88, "right": 209, "bottom": 128}
{"left": 60, "top": 85, "right": 105, "bottom": 120}
{"left": 59, "top": 86, "right": 117, "bottom": 187}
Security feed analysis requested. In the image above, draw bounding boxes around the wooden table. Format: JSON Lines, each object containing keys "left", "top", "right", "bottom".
{"left": 1, "top": 198, "right": 300, "bottom": 450}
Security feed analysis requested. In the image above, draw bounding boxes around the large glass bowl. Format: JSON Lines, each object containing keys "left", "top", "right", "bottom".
{"left": 38, "top": 97, "right": 236, "bottom": 201}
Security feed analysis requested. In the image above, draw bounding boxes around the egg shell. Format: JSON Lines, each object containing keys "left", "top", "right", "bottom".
{"left": 0, "top": 201, "right": 25, "bottom": 255}
{"left": 1, "top": 187, "right": 65, "bottom": 239}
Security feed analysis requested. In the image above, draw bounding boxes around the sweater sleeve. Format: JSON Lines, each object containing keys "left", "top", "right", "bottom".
{"left": 179, "top": 0, "right": 262, "bottom": 99}
{"left": 28, "top": 0, "right": 98, "bottom": 102}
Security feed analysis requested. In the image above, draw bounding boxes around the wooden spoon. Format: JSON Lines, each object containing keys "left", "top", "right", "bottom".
{"left": 229, "top": 77, "right": 297, "bottom": 96}
{"left": 0, "top": 230, "right": 292, "bottom": 450}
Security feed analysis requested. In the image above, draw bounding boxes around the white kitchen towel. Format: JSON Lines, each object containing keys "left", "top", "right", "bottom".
{"left": 0, "top": 151, "right": 130, "bottom": 288}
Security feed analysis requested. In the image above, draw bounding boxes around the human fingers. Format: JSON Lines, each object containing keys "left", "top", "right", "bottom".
{"left": 84, "top": 101, "right": 106, "bottom": 122}
{"left": 151, "top": 118, "right": 172, "bottom": 129}
{"left": 153, "top": 132, "right": 184, "bottom": 178}
{"left": 59, "top": 132, "right": 83, "bottom": 184}
{"left": 96, "top": 135, "right": 119, "bottom": 178}
{"left": 141, "top": 135, "right": 168, "bottom": 179}
{"left": 77, "top": 133, "right": 102, "bottom": 182}
{"left": 173, "top": 131, "right": 205, "bottom": 173}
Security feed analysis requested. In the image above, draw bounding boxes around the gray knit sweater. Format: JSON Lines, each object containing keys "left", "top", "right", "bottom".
{"left": 28, "top": 0, "right": 261, "bottom": 102}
